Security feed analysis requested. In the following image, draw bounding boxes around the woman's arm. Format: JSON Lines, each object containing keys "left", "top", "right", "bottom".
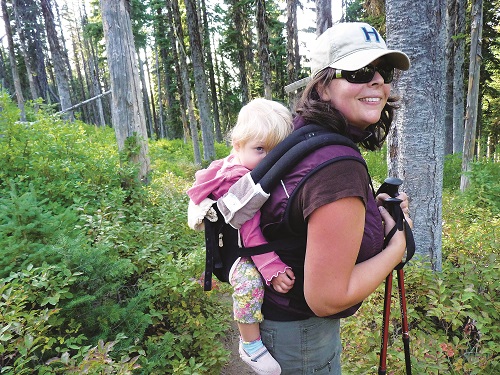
{"left": 304, "top": 196, "right": 406, "bottom": 317}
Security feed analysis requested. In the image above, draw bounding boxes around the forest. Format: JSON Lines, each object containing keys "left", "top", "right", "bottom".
{"left": 0, "top": 0, "right": 499, "bottom": 374}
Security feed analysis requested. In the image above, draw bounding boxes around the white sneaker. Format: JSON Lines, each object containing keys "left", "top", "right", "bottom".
{"left": 239, "top": 342, "right": 281, "bottom": 375}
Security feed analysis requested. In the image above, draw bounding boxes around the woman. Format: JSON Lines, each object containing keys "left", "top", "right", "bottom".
{"left": 258, "top": 22, "right": 412, "bottom": 374}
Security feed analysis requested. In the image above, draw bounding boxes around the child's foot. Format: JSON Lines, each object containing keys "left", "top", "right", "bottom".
{"left": 238, "top": 341, "right": 281, "bottom": 375}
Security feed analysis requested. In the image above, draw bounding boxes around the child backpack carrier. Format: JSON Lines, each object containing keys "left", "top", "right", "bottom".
{"left": 201, "top": 124, "right": 364, "bottom": 291}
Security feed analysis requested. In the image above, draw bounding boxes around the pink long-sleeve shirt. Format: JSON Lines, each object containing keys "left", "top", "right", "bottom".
{"left": 187, "top": 154, "right": 290, "bottom": 284}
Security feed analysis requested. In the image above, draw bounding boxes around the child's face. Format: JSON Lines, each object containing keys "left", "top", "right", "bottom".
{"left": 234, "top": 139, "right": 268, "bottom": 170}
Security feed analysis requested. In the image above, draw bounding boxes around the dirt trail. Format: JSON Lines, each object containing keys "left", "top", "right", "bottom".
{"left": 218, "top": 293, "right": 255, "bottom": 375}
{"left": 220, "top": 318, "right": 255, "bottom": 375}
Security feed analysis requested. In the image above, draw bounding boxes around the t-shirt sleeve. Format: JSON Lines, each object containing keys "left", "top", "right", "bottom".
{"left": 294, "top": 159, "right": 370, "bottom": 222}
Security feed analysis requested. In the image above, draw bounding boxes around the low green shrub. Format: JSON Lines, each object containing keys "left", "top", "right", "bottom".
{"left": 463, "top": 159, "right": 500, "bottom": 214}
{"left": 343, "top": 191, "right": 499, "bottom": 375}
{"left": 342, "top": 253, "right": 499, "bottom": 374}
{"left": 443, "top": 153, "right": 463, "bottom": 190}
{"left": 0, "top": 264, "right": 85, "bottom": 374}
{"left": 135, "top": 250, "right": 229, "bottom": 374}
{"left": 0, "top": 182, "right": 79, "bottom": 278}
{"left": 362, "top": 146, "right": 387, "bottom": 185}
{"left": 0, "top": 97, "right": 232, "bottom": 373}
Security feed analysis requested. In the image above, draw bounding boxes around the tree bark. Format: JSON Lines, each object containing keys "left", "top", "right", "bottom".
{"left": 154, "top": 46, "right": 165, "bottom": 139}
{"left": 41, "top": 0, "right": 73, "bottom": 119}
{"left": 12, "top": 0, "right": 52, "bottom": 102}
{"left": 85, "top": 33, "right": 106, "bottom": 127}
{"left": 154, "top": 6, "right": 174, "bottom": 138}
{"left": 444, "top": 0, "right": 456, "bottom": 155}
{"left": 184, "top": 0, "right": 215, "bottom": 161}
{"left": 1, "top": 0, "right": 26, "bottom": 121}
{"left": 170, "top": 0, "right": 202, "bottom": 164}
{"left": 200, "top": 0, "right": 222, "bottom": 141}
{"left": 461, "top": 0, "right": 483, "bottom": 191}
{"left": 55, "top": 2, "right": 73, "bottom": 82}
{"left": 100, "top": 0, "right": 150, "bottom": 182}
{"left": 256, "top": 0, "right": 272, "bottom": 99}
{"left": 143, "top": 52, "right": 158, "bottom": 137}
{"left": 70, "top": 25, "right": 89, "bottom": 122}
{"left": 316, "top": 0, "right": 332, "bottom": 35}
{"left": 453, "top": 0, "right": 466, "bottom": 154}
{"left": 231, "top": 0, "right": 250, "bottom": 104}
{"left": 286, "top": 0, "right": 299, "bottom": 107}
{"left": 137, "top": 50, "right": 154, "bottom": 137}
{"left": 386, "top": 0, "right": 446, "bottom": 271}
{"left": 11, "top": 0, "right": 38, "bottom": 102}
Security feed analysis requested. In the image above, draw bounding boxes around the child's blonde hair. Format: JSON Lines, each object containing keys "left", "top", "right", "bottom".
{"left": 230, "top": 98, "right": 293, "bottom": 150}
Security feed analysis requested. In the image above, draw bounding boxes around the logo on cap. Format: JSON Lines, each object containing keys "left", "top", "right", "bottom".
{"left": 361, "top": 27, "right": 381, "bottom": 43}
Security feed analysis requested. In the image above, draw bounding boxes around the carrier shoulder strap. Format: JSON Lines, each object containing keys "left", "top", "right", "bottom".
{"left": 250, "top": 124, "right": 360, "bottom": 193}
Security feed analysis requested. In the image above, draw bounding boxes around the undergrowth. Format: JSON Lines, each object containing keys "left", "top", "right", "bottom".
{"left": 0, "top": 92, "right": 498, "bottom": 374}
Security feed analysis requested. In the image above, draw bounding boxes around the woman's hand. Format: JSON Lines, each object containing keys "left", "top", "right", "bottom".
{"left": 376, "top": 191, "right": 413, "bottom": 229}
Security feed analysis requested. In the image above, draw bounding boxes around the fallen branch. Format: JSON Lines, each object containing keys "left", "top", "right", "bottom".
{"left": 56, "top": 90, "right": 111, "bottom": 114}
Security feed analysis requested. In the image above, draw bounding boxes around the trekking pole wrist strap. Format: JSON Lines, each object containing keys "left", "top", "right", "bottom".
{"left": 383, "top": 206, "right": 416, "bottom": 270}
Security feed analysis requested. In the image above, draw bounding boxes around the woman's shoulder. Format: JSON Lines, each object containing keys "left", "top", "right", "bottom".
{"left": 298, "top": 159, "right": 369, "bottom": 219}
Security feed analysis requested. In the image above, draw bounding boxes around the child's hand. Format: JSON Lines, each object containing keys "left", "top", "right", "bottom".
{"left": 271, "top": 268, "right": 295, "bottom": 293}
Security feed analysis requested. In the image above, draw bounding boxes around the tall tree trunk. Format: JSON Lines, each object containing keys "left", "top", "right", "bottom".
{"left": 200, "top": 0, "right": 222, "bottom": 141}
{"left": 41, "top": 0, "right": 73, "bottom": 119}
{"left": 453, "top": 0, "right": 466, "bottom": 154}
{"left": 11, "top": 1, "right": 38, "bottom": 102}
{"left": 170, "top": 0, "right": 202, "bottom": 164}
{"left": 445, "top": 0, "right": 467, "bottom": 155}
{"left": 55, "top": 2, "right": 73, "bottom": 82}
{"left": 79, "top": 8, "right": 101, "bottom": 125}
{"left": 137, "top": 50, "right": 154, "bottom": 137}
{"left": 444, "top": 0, "right": 456, "bottom": 155}
{"left": 184, "top": 0, "right": 215, "bottom": 161}
{"left": 461, "top": 0, "right": 483, "bottom": 191}
{"left": 231, "top": 0, "right": 250, "bottom": 104}
{"left": 316, "top": 0, "right": 332, "bottom": 35}
{"left": 212, "top": 32, "right": 227, "bottom": 135}
{"left": 85, "top": 33, "right": 106, "bottom": 127}
{"left": 156, "top": 4, "right": 180, "bottom": 139}
{"left": 286, "top": 0, "right": 299, "bottom": 107}
{"left": 1, "top": 0, "right": 26, "bottom": 121}
{"left": 386, "top": 0, "right": 446, "bottom": 271}
{"left": 143, "top": 52, "right": 158, "bottom": 137}
{"left": 70, "top": 25, "right": 89, "bottom": 122}
{"left": 100, "top": 0, "right": 150, "bottom": 182}
{"left": 256, "top": 0, "right": 272, "bottom": 99}
{"left": 12, "top": 0, "right": 52, "bottom": 102}
{"left": 154, "top": 46, "right": 165, "bottom": 138}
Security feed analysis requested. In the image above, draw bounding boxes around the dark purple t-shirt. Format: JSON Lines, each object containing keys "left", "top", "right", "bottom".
{"left": 261, "top": 152, "right": 384, "bottom": 321}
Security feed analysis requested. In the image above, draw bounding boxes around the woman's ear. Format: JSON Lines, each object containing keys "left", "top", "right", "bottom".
{"left": 316, "top": 83, "right": 331, "bottom": 102}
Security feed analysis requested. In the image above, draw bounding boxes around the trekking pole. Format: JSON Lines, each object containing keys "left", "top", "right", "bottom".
{"left": 397, "top": 266, "right": 412, "bottom": 374}
{"left": 376, "top": 178, "right": 414, "bottom": 375}
{"left": 380, "top": 266, "right": 412, "bottom": 375}
{"left": 378, "top": 271, "right": 393, "bottom": 375}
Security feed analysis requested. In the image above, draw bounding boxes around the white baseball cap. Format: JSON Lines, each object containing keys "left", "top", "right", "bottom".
{"left": 285, "top": 22, "right": 410, "bottom": 93}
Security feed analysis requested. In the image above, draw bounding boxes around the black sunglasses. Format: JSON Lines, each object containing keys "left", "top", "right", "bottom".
{"left": 334, "top": 64, "right": 394, "bottom": 84}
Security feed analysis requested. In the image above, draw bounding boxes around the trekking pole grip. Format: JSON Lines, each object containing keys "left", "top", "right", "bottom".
{"left": 376, "top": 177, "right": 415, "bottom": 267}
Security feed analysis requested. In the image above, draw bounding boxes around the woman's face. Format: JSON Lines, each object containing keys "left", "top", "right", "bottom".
{"left": 317, "top": 61, "right": 391, "bottom": 129}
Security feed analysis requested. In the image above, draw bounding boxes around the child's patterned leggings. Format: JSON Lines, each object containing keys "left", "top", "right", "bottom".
{"left": 230, "top": 257, "right": 264, "bottom": 324}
